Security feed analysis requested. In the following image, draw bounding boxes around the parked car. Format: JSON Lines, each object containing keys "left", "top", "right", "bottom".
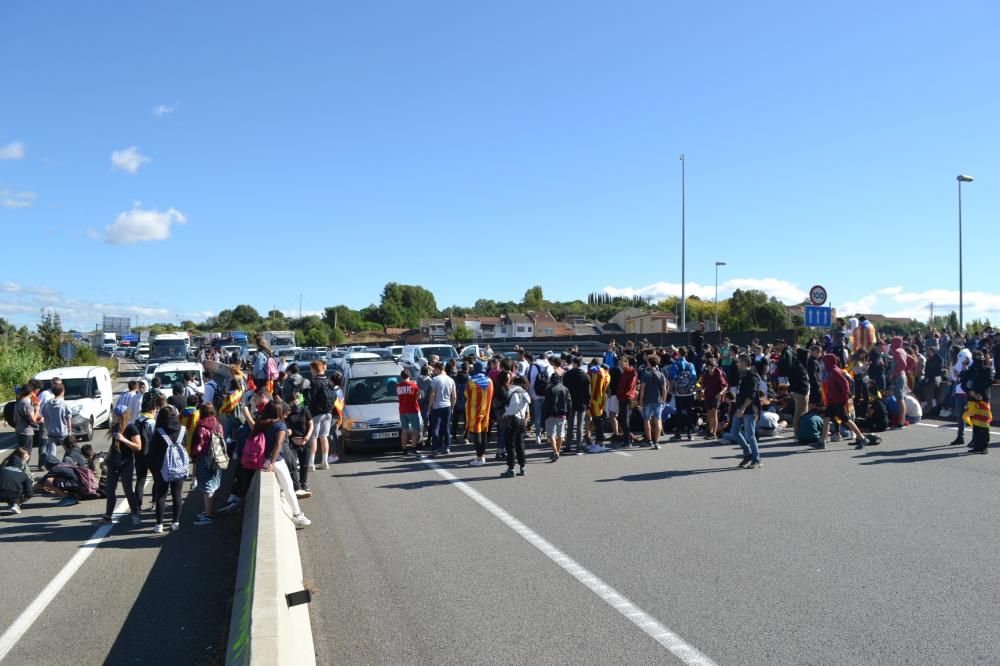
{"left": 340, "top": 359, "right": 403, "bottom": 453}
{"left": 399, "top": 344, "right": 460, "bottom": 376}
{"left": 33, "top": 365, "right": 114, "bottom": 442}
{"left": 152, "top": 361, "right": 205, "bottom": 395}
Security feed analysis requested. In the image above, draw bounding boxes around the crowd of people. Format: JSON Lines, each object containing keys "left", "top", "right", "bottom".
{"left": 2, "top": 323, "right": 996, "bottom": 520}
{"left": 395, "top": 318, "right": 997, "bottom": 475}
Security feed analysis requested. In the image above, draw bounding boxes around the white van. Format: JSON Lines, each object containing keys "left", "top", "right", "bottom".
{"left": 152, "top": 361, "right": 205, "bottom": 395}
{"left": 33, "top": 365, "right": 114, "bottom": 442}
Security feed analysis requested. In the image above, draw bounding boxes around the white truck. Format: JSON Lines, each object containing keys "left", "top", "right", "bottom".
{"left": 150, "top": 332, "right": 191, "bottom": 361}
{"left": 261, "top": 330, "right": 297, "bottom": 356}
{"left": 90, "top": 331, "right": 117, "bottom": 354}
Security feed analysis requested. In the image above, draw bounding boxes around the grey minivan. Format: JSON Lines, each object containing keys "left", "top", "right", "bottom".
{"left": 341, "top": 358, "right": 404, "bottom": 453}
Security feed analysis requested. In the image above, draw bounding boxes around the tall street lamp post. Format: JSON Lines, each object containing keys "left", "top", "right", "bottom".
{"left": 714, "top": 261, "right": 726, "bottom": 332}
{"left": 957, "top": 174, "right": 974, "bottom": 333}
{"left": 679, "top": 154, "right": 686, "bottom": 333}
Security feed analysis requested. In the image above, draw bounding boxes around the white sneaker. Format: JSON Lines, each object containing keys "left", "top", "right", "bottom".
{"left": 171, "top": 522, "right": 180, "bottom": 531}
{"left": 295, "top": 489, "right": 312, "bottom": 499}
{"left": 309, "top": 464, "right": 316, "bottom": 472}
{"left": 292, "top": 513, "right": 311, "bottom": 529}
{"left": 9, "top": 503, "right": 21, "bottom": 514}
{"left": 327, "top": 455, "right": 339, "bottom": 464}
{"left": 469, "top": 457, "right": 485, "bottom": 467}
{"left": 153, "top": 524, "right": 164, "bottom": 533}
{"left": 321, "top": 462, "right": 330, "bottom": 470}
{"left": 830, "top": 434, "right": 842, "bottom": 442}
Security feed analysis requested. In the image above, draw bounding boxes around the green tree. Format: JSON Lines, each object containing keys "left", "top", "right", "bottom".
{"left": 472, "top": 299, "right": 500, "bottom": 317}
{"left": 301, "top": 324, "right": 330, "bottom": 347}
{"left": 230, "top": 304, "right": 262, "bottom": 328}
{"left": 377, "top": 283, "right": 438, "bottom": 328}
{"left": 946, "top": 311, "right": 959, "bottom": 331}
{"left": 452, "top": 324, "right": 475, "bottom": 343}
{"left": 523, "top": 285, "right": 544, "bottom": 311}
{"left": 36, "top": 311, "right": 63, "bottom": 364}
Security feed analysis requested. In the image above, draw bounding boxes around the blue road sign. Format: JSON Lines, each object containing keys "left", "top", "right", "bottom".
{"left": 804, "top": 305, "right": 832, "bottom": 328}
{"left": 122, "top": 334, "right": 139, "bottom": 343}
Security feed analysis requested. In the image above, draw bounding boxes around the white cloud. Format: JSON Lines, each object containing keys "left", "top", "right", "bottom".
{"left": 841, "top": 294, "right": 879, "bottom": 315}
{"left": 1, "top": 282, "right": 20, "bottom": 293}
{"left": 153, "top": 103, "right": 178, "bottom": 117}
{"left": 603, "top": 277, "right": 806, "bottom": 305}
{"left": 104, "top": 204, "right": 187, "bottom": 244}
{"left": 1, "top": 187, "right": 36, "bottom": 208}
{"left": 878, "top": 286, "right": 903, "bottom": 296}
{"left": 110, "top": 146, "right": 151, "bottom": 174}
{"left": 0, "top": 142, "right": 25, "bottom": 160}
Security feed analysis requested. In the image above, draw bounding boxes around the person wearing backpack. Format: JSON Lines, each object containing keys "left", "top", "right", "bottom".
{"left": 307, "top": 360, "right": 337, "bottom": 468}
{"left": 253, "top": 337, "right": 279, "bottom": 395}
{"left": 132, "top": 392, "right": 164, "bottom": 511}
{"left": 104, "top": 416, "right": 143, "bottom": 525}
{"left": 542, "top": 371, "right": 571, "bottom": 462}
{"left": 499, "top": 376, "right": 531, "bottom": 477}
{"left": 190, "top": 403, "right": 225, "bottom": 525}
{"left": 247, "top": 400, "right": 311, "bottom": 529}
{"left": 527, "top": 354, "right": 552, "bottom": 447}
{"left": 668, "top": 350, "right": 698, "bottom": 442}
{"left": 150, "top": 406, "right": 188, "bottom": 533}
{"left": 285, "top": 390, "right": 314, "bottom": 498}
{"left": 40, "top": 382, "right": 72, "bottom": 471}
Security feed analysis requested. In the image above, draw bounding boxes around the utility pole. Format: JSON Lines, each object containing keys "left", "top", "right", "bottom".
{"left": 679, "top": 154, "right": 686, "bottom": 333}
{"left": 299, "top": 293, "right": 303, "bottom": 319}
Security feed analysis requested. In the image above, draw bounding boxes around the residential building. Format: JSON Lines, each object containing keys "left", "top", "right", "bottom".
{"left": 419, "top": 318, "right": 449, "bottom": 342}
{"left": 624, "top": 311, "right": 678, "bottom": 335}
{"left": 478, "top": 317, "right": 511, "bottom": 339}
{"left": 531, "top": 311, "right": 558, "bottom": 338}
{"left": 507, "top": 313, "right": 534, "bottom": 338}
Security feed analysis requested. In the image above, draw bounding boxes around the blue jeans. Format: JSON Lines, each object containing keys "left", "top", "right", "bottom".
{"left": 532, "top": 398, "right": 545, "bottom": 440}
{"left": 736, "top": 414, "right": 760, "bottom": 462}
{"left": 954, "top": 394, "right": 967, "bottom": 439}
{"left": 430, "top": 407, "right": 452, "bottom": 452}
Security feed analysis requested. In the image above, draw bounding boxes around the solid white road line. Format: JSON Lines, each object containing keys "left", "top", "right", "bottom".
{"left": 0, "top": 493, "right": 136, "bottom": 662}
{"left": 423, "top": 461, "right": 718, "bottom": 666}
{"left": 613, "top": 451, "right": 634, "bottom": 457}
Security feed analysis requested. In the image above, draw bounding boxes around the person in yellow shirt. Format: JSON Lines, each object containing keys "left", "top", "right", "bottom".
{"left": 587, "top": 362, "right": 610, "bottom": 446}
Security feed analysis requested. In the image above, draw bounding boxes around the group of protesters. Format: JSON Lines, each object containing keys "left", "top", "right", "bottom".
{"left": 397, "top": 318, "right": 997, "bottom": 475}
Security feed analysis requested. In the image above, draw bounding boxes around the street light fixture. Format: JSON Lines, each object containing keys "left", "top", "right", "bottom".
{"left": 957, "top": 174, "right": 973, "bottom": 333}
{"left": 679, "top": 154, "right": 686, "bottom": 333}
{"left": 714, "top": 261, "right": 726, "bottom": 332}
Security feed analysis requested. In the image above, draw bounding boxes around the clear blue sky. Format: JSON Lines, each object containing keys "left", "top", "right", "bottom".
{"left": 2, "top": 1, "right": 998, "bottom": 330}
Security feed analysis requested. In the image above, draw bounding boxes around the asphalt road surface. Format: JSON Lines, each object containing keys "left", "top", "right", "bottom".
{"left": 299, "top": 420, "right": 1000, "bottom": 665}
{"left": 0, "top": 360, "right": 240, "bottom": 666}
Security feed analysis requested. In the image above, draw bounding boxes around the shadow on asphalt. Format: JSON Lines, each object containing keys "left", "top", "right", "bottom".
{"left": 858, "top": 450, "right": 973, "bottom": 465}
{"left": 595, "top": 467, "right": 739, "bottom": 482}
{"left": 102, "top": 482, "right": 241, "bottom": 666}
{"left": 379, "top": 476, "right": 501, "bottom": 490}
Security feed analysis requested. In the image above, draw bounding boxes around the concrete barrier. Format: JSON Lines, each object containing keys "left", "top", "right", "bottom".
{"left": 227, "top": 473, "right": 316, "bottom": 666}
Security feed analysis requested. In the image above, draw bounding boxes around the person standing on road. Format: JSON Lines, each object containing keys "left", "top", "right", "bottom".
{"left": 616, "top": 356, "right": 639, "bottom": 446}
{"left": 465, "top": 361, "right": 494, "bottom": 466}
{"left": 491, "top": 368, "right": 511, "bottom": 460}
{"left": 306, "top": 360, "right": 336, "bottom": 467}
{"left": 105, "top": 415, "right": 143, "bottom": 525}
{"left": 733, "top": 355, "right": 762, "bottom": 469}
{"left": 13, "top": 381, "right": 41, "bottom": 462}
{"left": 562, "top": 357, "right": 591, "bottom": 455}
{"left": 285, "top": 391, "right": 314, "bottom": 497}
{"left": 668, "top": 351, "right": 697, "bottom": 442}
{"left": 543, "top": 371, "right": 571, "bottom": 462}
{"left": 416, "top": 365, "right": 433, "bottom": 446}
{"left": 527, "top": 354, "right": 552, "bottom": 447}
{"left": 807, "top": 345, "right": 825, "bottom": 408}
{"left": 427, "top": 362, "right": 457, "bottom": 456}
{"left": 150, "top": 406, "right": 187, "bottom": 533}
{"left": 190, "top": 403, "right": 225, "bottom": 525}
{"left": 281, "top": 363, "right": 310, "bottom": 404}
{"left": 816, "top": 354, "right": 876, "bottom": 450}
{"left": 961, "top": 350, "right": 994, "bottom": 454}
{"left": 396, "top": 369, "right": 423, "bottom": 457}
{"left": 588, "top": 362, "right": 610, "bottom": 447}
{"left": 701, "top": 356, "right": 728, "bottom": 440}
{"left": 499, "top": 376, "right": 531, "bottom": 478}
{"left": 133, "top": 391, "right": 163, "bottom": 510}
{"left": 451, "top": 362, "right": 469, "bottom": 443}
{"left": 888, "top": 337, "right": 909, "bottom": 428}
{"left": 40, "top": 382, "right": 71, "bottom": 470}
{"left": 949, "top": 349, "right": 973, "bottom": 446}
{"left": 128, "top": 379, "right": 148, "bottom": 426}
{"left": 788, "top": 348, "right": 810, "bottom": 434}
{"left": 638, "top": 355, "right": 667, "bottom": 449}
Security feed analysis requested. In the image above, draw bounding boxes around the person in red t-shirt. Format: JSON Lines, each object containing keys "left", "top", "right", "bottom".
{"left": 396, "top": 370, "right": 423, "bottom": 456}
{"left": 818, "top": 354, "right": 876, "bottom": 450}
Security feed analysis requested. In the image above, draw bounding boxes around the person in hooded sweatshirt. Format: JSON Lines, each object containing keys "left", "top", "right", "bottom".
{"left": 816, "top": 353, "right": 879, "bottom": 450}
{"left": 961, "top": 350, "right": 994, "bottom": 454}
{"left": 949, "top": 348, "right": 974, "bottom": 446}
{"left": 190, "top": 403, "right": 224, "bottom": 525}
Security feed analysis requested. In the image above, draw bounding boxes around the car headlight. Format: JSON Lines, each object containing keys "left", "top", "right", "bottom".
{"left": 343, "top": 419, "right": 367, "bottom": 431}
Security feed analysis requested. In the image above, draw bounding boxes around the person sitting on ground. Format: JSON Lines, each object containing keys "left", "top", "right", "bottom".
{"left": 796, "top": 406, "right": 824, "bottom": 445}
{"left": 903, "top": 393, "right": 923, "bottom": 425}
{"left": 863, "top": 382, "right": 890, "bottom": 433}
{"left": 1, "top": 448, "right": 33, "bottom": 514}
{"left": 756, "top": 407, "right": 785, "bottom": 438}
{"left": 38, "top": 436, "right": 87, "bottom": 506}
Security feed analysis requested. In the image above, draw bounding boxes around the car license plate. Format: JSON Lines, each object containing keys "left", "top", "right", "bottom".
{"left": 372, "top": 431, "right": 398, "bottom": 440}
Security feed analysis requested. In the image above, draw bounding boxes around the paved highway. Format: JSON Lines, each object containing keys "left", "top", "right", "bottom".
{"left": 299, "top": 421, "right": 1000, "bottom": 665}
{"left": 0, "top": 361, "right": 239, "bottom": 666}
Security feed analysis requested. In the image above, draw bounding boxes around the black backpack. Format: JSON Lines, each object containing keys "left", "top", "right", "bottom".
{"left": 3, "top": 401, "right": 16, "bottom": 429}
{"left": 532, "top": 365, "right": 549, "bottom": 396}
{"left": 310, "top": 377, "right": 337, "bottom": 414}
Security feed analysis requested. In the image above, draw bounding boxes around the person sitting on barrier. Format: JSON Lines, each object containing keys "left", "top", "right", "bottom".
{"left": 1, "top": 448, "right": 33, "bottom": 514}
{"left": 252, "top": 399, "right": 311, "bottom": 529}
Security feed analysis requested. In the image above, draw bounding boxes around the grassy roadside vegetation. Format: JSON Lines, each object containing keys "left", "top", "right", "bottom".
{"left": 0, "top": 342, "right": 118, "bottom": 403}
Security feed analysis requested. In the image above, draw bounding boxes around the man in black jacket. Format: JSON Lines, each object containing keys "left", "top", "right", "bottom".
{"left": 542, "top": 373, "right": 571, "bottom": 462}
{"left": 962, "top": 351, "right": 995, "bottom": 454}
{"left": 789, "top": 347, "right": 811, "bottom": 432}
{"left": 806, "top": 345, "right": 824, "bottom": 408}
{"left": 562, "top": 357, "right": 591, "bottom": 455}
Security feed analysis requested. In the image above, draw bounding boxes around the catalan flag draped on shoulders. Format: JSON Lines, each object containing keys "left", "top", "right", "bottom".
{"left": 852, "top": 317, "right": 877, "bottom": 352}
{"left": 181, "top": 405, "right": 200, "bottom": 452}
{"left": 220, "top": 388, "right": 244, "bottom": 416}
{"left": 465, "top": 363, "right": 494, "bottom": 434}
{"left": 589, "top": 366, "right": 610, "bottom": 418}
